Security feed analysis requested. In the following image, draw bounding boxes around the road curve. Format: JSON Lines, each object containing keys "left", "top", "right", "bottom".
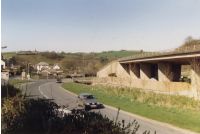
{"left": 21, "top": 79, "right": 198, "bottom": 134}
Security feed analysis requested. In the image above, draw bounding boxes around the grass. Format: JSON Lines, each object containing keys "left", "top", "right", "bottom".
{"left": 62, "top": 82, "right": 200, "bottom": 133}
{"left": 2, "top": 52, "right": 17, "bottom": 59}
{"left": 96, "top": 50, "right": 143, "bottom": 59}
{"left": 8, "top": 79, "right": 29, "bottom": 86}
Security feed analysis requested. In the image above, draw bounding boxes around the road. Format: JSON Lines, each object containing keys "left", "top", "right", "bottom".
{"left": 20, "top": 79, "right": 197, "bottom": 134}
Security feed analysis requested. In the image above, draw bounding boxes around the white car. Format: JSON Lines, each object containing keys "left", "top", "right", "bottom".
{"left": 57, "top": 108, "right": 72, "bottom": 117}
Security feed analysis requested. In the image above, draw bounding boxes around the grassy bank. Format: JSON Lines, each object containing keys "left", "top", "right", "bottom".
{"left": 62, "top": 82, "right": 200, "bottom": 133}
{"left": 8, "top": 79, "right": 29, "bottom": 86}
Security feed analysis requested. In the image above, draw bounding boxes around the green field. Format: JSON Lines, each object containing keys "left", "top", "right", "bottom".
{"left": 2, "top": 52, "right": 17, "bottom": 59}
{"left": 96, "top": 50, "right": 143, "bottom": 59}
{"left": 62, "top": 82, "right": 200, "bottom": 133}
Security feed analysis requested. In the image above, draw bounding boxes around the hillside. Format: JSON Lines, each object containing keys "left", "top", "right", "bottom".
{"left": 2, "top": 50, "right": 144, "bottom": 74}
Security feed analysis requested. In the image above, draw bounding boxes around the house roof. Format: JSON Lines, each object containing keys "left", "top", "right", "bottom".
{"left": 53, "top": 64, "right": 60, "bottom": 67}
{"left": 37, "top": 62, "right": 49, "bottom": 66}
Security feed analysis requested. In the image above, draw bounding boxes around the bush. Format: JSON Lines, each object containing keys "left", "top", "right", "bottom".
{"left": 1, "top": 84, "right": 21, "bottom": 99}
{"left": 2, "top": 98, "right": 59, "bottom": 134}
{"left": 2, "top": 98, "right": 152, "bottom": 134}
{"left": 2, "top": 97, "right": 25, "bottom": 132}
{"left": 50, "top": 110, "right": 141, "bottom": 134}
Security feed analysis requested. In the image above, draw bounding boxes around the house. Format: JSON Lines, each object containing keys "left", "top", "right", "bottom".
{"left": 53, "top": 64, "right": 61, "bottom": 70}
{"left": 1, "top": 70, "right": 9, "bottom": 80}
{"left": 36, "top": 62, "right": 50, "bottom": 73}
{"left": 41, "top": 69, "right": 51, "bottom": 76}
{"left": 1, "top": 60, "right": 6, "bottom": 70}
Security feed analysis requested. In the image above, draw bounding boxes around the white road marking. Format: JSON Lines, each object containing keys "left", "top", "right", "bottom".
{"left": 38, "top": 85, "right": 49, "bottom": 99}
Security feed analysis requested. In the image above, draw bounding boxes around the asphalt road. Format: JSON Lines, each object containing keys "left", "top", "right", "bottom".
{"left": 20, "top": 79, "right": 197, "bottom": 134}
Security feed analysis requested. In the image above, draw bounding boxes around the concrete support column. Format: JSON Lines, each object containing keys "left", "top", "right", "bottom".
{"left": 158, "top": 62, "right": 173, "bottom": 82}
{"left": 158, "top": 62, "right": 181, "bottom": 82}
{"left": 140, "top": 63, "right": 151, "bottom": 80}
{"left": 129, "top": 63, "right": 140, "bottom": 79}
{"left": 121, "top": 63, "right": 130, "bottom": 75}
{"left": 191, "top": 59, "right": 200, "bottom": 98}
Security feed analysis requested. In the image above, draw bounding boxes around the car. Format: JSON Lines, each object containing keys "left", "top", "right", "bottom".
{"left": 57, "top": 107, "right": 72, "bottom": 117}
{"left": 77, "top": 93, "right": 104, "bottom": 110}
{"left": 56, "top": 77, "right": 62, "bottom": 83}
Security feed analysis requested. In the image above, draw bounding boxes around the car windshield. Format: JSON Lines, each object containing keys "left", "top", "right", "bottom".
{"left": 85, "top": 95, "right": 94, "bottom": 99}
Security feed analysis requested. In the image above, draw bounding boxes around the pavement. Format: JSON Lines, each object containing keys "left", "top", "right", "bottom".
{"left": 20, "top": 79, "right": 198, "bottom": 134}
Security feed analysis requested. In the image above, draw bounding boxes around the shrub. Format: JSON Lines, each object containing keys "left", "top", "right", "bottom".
{"left": 2, "top": 98, "right": 59, "bottom": 133}
{"left": 2, "top": 98, "right": 153, "bottom": 134}
{"left": 2, "top": 97, "right": 25, "bottom": 133}
{"left": 1, "top": 84, "right": 21, "bottom": 99}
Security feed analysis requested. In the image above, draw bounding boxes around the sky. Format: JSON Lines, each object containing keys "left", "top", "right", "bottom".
{"left": 2, "top": 0, "right": 200, "bottom": 52}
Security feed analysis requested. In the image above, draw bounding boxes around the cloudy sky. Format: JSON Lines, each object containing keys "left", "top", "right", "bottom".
{"left": 2, "top": 0, "right": 200, "bottom": 52}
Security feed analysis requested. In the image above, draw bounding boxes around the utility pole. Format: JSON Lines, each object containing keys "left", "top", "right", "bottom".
{"left": 82, "top": 54, "right": 85, "bottom": 79}
{"left": 28, "top": 63, "right": 29, "bottom": 75}
{"left": 27, "top": 63, "right": 30, "bottom": 80}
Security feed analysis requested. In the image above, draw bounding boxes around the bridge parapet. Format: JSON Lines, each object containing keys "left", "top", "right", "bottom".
{"left": 119, "top": 48, "right": 200, "bottom": 63}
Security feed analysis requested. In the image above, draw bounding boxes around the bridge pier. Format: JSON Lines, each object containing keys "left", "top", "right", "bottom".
{"left": 140, "top": 63, "right": 151, "bottom": 80}
{"left": 191, "top": 59, "right": 200, "bottom": 98}
{"left": 121, "top": 63, "right": 129, "bottom": 75}
{"left": 129, "top": 63, "right": 140, "bottom": 79}
{"left": 158, "top": 62, "right": 181, "bottom": 82}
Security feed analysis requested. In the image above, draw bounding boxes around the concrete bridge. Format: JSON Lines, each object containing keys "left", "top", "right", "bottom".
{"left": 97, "top": 50, "right": 200, "bottom": 98}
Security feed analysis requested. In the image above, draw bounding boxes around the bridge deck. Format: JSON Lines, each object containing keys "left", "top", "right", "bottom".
{"left": 119, "top": 51, "right": 200, "bottom": 64}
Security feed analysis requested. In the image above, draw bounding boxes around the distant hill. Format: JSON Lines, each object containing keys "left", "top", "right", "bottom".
{"left": 95, "top": 50, "right": 143, "bottom": 59}
{"left": 2, "top": 50, "right": 145, "bottom": 74}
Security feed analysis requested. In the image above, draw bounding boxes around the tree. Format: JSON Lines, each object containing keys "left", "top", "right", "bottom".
{"left": 177, "top": 36, "right": 200, "bottom": 51}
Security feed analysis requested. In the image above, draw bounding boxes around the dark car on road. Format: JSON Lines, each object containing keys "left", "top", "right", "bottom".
{"left": 78, "top": 93, "right": 104, "bottom": 110}
{"left": 56, "top": 77, "right": 62, "bottom": 83}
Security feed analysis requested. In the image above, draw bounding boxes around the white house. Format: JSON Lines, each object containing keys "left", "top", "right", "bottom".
{"left": 1, "top": 60, "right": 6, "bottom": 70}
{"left": 36, "top": 62, "right": 50, "bottom": 73}
{"left": 53, "top": 64, "right": 60, "bottom": 70}
{"left": 1, "top": 71, "right": 9, "bottom": 80}
{"left": 1, "top": 60, "right": 9, "bottom": 80}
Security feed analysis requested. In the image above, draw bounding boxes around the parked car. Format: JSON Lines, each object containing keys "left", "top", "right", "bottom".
{"left": 78, "top": 93, "right": 104, "bottom": 110}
